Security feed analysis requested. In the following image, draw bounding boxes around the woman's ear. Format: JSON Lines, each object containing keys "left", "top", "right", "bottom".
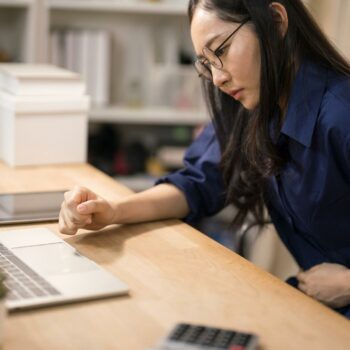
{"left": 270, "top": 2, "right": 289, "bottom": 37}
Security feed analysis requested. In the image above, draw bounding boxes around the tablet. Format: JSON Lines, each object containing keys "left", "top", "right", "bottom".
{"left": 0, "top": 190, "right": 66, "bottom": 225}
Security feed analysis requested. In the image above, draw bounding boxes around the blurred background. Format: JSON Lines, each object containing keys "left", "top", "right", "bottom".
{"left": 0, "top": 0, "right": 349, "bottom": 280}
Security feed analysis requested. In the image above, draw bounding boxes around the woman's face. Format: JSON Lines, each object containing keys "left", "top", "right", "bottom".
{"left": 191, "top": 7, "right": 261, "bottom": 110}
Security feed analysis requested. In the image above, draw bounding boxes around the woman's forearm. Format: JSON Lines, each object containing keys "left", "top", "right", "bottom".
{"left": 112, "top": 184, "right": 190, "bottom": 224}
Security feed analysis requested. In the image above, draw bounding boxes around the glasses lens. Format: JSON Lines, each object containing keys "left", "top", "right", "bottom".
{"left": 194, "top": 60, "right": 212, "bottom": 80}
{"left": 202, "top": 47, "right": 222, "bottom": 69}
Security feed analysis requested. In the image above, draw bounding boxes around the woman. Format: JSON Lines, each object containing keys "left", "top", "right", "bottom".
{"left": 59, "top": 0, "right": 350, "bottom": 317}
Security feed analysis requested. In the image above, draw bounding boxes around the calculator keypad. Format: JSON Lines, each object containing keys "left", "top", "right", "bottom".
{"left": 161, "top": 323, "right": 258, "bottom": 350}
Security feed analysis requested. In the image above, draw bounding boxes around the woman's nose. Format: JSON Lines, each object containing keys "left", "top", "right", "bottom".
{"left": 211, "top": 66, "right": 229, "bottom": 88}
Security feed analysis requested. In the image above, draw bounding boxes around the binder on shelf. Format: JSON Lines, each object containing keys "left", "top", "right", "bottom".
{"left": 80, "top": 30, "right": 92, "bottom": 100}
{"left": 123, "top": 24, "right": 154, "bottom": 107}
{"left": 50, "top": 30, "right": 65, "bottom": 67}
{"left": 65, "top": 30, "right": 80, "bottom": 73}
{"left": 90, "top": 30, "right": 111, "bottom": 107}
{"left": 50, "top": 28, "right": 111, "bottom": 107}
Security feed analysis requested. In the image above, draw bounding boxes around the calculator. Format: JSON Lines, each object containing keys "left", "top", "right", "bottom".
{"left": 149, "top": 322, "right": 259, "bottom": 350}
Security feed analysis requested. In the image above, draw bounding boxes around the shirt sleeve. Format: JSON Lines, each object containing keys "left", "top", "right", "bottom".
{"left": 155, "top": 123, "right": 226, "bottom": 224}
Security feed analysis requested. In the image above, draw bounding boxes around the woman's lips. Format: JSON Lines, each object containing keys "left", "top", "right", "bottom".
{"left": 229, "top": 88, "right": 244, "bottom": 100}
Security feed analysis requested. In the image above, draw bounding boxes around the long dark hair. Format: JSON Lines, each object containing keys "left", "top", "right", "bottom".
{"left": 188, "top": 0, "right": 350, "bottom": 228}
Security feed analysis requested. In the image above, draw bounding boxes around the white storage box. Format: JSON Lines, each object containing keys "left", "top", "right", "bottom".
{"left": 0, "top": 93, "right": 89, "bottom": 166}
{"left": 0, "top": 64, "right": 85, "bottom": 96}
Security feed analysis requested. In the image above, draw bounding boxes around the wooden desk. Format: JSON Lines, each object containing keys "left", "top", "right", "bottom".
{"left": 0, "top": 163, "right": 349, "bottom": 350}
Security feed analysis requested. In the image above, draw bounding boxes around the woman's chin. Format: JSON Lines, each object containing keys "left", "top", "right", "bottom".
{"left": 241, "top": 99, "right": 258, "bottom": 110}
{"left": 239, "top": 92, "right": 259, "bottom": 110}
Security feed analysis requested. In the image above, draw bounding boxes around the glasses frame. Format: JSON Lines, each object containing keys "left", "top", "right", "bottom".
{"left": 194, "top": 17, "right": 251, "bottom": 80}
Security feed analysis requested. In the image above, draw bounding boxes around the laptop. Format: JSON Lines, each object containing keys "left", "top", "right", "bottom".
{"left": 0, "top": 227, "right": 129, "bottom": 310}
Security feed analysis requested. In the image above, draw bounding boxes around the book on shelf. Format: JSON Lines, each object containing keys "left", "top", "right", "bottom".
{"left": 91, "top": 30, "right": 111, "bottom": 107}
{"left": 0, "top": 64, "right": 86, "bottom": 96}
{"left": 65, "top": 30, "right": 80, "bottom": 73}
{"left": 50, "top": 28, "right": 111, "bottom": 107}
{"left": 123, "top": 24, "right": 154, "bottom": 107}
{"left": 50, "top": 30, "right": 64, "bottom": 67}
{"left": 48, "top": 19, "right": 202, "bottom": 112}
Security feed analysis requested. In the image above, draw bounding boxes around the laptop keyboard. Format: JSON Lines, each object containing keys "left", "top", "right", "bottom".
{"left": 0, "top": 243, "right": 61, "bottom": 301}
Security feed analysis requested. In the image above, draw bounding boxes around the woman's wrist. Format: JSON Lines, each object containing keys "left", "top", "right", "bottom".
{"left": 110, "top": 199, "right": 126, "bottom": 224}
{"left": 110, "top": 195, "right": 141, "bottom": 224}
{"left": 342, "top": 269, "right": 350, "bottom": 300}
{"left": 334, "top": 268, "right": 350, "bottom": 307}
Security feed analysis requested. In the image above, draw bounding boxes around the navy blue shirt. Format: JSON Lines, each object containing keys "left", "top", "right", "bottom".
{"left": 157, "top": 61, "right": 350, "bottom": 317}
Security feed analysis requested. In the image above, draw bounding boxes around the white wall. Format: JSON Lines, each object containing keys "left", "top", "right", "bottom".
{"left": 306, "top": 0, "right": 350, "bottom": 58}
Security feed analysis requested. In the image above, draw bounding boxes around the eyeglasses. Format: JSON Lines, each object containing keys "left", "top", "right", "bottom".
{"left": 194, "top": 18, "right": 250, "bottom": 81}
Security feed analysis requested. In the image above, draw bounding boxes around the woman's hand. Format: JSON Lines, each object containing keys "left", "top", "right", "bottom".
{"left": 59, "top": 183, "right": 189, "bottom": 235}
{"left": 297, "top": 263, "right": 350, "bottom": 308}
{"left": 59, "top": 186, "right": 118, "bottom": 235}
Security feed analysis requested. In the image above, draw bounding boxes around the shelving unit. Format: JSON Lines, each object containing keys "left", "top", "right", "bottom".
{"left": 0, "top": 0, "right": 33, "bottom": 6}
{"left": 48, "top": 0, "right": 188, "bottom": 15}
{"left": 0, "top": 0, "right": 203, "bottom": 186}
{"left": 41, "top": 0, "right": 204, "bottom": 185}
{"left": 0, "top": 0, "right": 39, "bottom": 63}
{"left": 47, "top": 0, "right": 202, "bottom": 127}
{"left": 5, "top": 0, "right": 348, "bottom": 185}
{"left": 1, "top": 0, "right": 349, "bottom": 123}
{"left": 0, "top": 0, "right": 204, "bottom": 127}
{"left": 90, "top": 106, "right": 207, "bottom": 125}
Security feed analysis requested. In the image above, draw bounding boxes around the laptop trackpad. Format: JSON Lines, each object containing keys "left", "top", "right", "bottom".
{"left": 13, "top": 243, "right": 99, "bottom": 276}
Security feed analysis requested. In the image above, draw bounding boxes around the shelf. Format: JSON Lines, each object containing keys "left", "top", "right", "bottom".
{"left": 157, "top": 146, "right": 186, "bottom": 168}
{"left": 0, "top": 0, "right": 33, "bottom": 7}
{"left": 89, "top": 106, "right": 208, "bottom": 125}
{"left": 48, "top": 0, "right": 188, "bottom": 15}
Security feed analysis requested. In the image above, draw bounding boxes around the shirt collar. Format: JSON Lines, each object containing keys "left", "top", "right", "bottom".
{"left": 281, "top": 61, "right": 328, "bottom": 148}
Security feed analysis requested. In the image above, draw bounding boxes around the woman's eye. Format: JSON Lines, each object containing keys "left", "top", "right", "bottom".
{"left": 215, "top": 46, "right": 228, "bottom": 58}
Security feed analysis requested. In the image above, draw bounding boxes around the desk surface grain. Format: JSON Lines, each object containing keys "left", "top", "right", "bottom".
{"left": 0, "top": 163, "right": 349, "bottom": 350}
